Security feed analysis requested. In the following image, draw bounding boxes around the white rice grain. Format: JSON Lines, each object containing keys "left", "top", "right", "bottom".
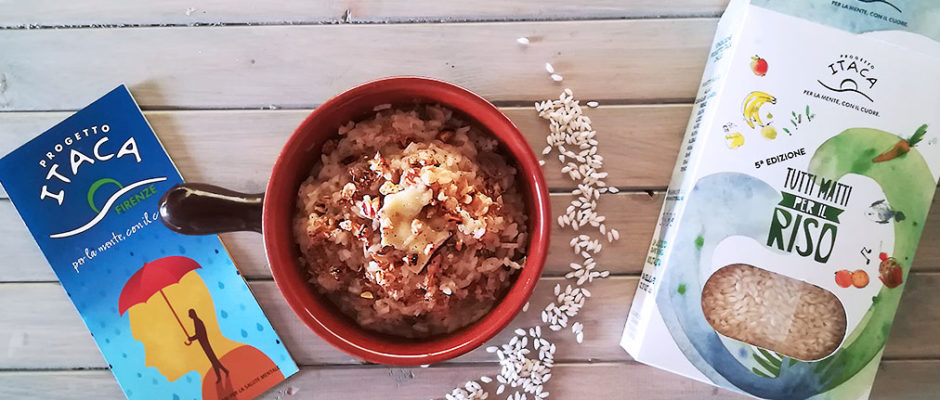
{"left": 441, "top": 88, "right": 626, "bottom": 400}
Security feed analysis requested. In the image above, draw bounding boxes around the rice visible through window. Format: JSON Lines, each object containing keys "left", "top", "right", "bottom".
{"left": 701, "top": 264, "right": 846, "bottom": 361}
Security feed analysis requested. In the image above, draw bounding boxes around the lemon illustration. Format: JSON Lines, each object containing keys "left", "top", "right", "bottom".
{"left": 725, "top": 132, "right": 745, "bottom": 149}
{"left": 761, "top": 125, "right": 777, "bottom": 139}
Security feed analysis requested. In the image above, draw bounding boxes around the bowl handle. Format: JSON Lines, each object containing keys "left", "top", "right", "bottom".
{"left": 159, "top": 183, "right": 264, "bottom": 234}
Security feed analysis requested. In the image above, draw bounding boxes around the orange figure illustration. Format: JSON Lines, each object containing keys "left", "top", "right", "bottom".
{"left": 119, "top": 256, "right": 284, "bottom": 399}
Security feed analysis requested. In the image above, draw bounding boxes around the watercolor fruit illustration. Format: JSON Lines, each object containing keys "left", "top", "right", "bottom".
{"left": 725, "top": 132, "right": 745, "bottom": 149}
{"left": 750, "top": 55, "right": 768, "bottom": 76}
{"left": 878, "top": 253, "right": 904, "bottom": 288}
{"left": 835, "top": 269, "right": 853, "bottom": 288}
{"left": 851, "top": 269, "right": 869, "bottom": 288}
{"left": 761, "top": 125, "right": 777, "bottom": 140}
{"left": 742, "top": 91, "right": 776, "bottom": 129}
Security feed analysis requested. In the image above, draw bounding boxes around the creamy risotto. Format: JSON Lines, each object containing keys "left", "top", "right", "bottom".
{"left": 293, "top": 104, "right": 528, "bottom": 338}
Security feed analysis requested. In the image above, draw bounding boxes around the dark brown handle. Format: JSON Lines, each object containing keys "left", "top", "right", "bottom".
{"left": 159, "top": 183, "right": 264, "bottom": 235}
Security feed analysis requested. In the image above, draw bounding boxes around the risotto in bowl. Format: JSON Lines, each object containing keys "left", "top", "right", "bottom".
{"left": 155, "top": 77, "right": 551, "bottom": 365}
{"left": 294, "top": 104, "right": 529, "bottom": 338}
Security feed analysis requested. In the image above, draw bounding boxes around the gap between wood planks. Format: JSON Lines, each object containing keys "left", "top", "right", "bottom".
{"left": 0, "top": 2, "right": 728, "bottom": 31}
{"left": 0, "top": 99, "right": 696, "bottom": 113}
{"left": 2, "top": 271, "right": 937, "bottom": 286}
{"left": 0, "top": 0, "right": 730, "bottom": 30}
{"left": 3, "top": 358, "right": 939, "bottom": 373}
{"left": 0, "top": 14, "right": 725, "bottom": 31}
{"left": 0, "top": 188, "right": 657, "bottom": 200}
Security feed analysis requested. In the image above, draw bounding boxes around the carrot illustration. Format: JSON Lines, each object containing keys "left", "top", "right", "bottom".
{"left": 873, "top": 124, "right": 928, "bottom": 163}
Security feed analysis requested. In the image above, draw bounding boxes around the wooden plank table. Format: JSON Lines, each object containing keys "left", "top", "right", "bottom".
{"left": 0, "top": 1, "right": 937, "bottom": 399}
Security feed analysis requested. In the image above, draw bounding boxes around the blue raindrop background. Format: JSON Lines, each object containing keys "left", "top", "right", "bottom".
{"left": 62, "top": 229, "right": 297, "bottom": 400}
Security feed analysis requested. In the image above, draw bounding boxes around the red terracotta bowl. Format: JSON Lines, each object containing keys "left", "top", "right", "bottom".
{"left": 159, "top": 76, "right": 551, "bottom": 365}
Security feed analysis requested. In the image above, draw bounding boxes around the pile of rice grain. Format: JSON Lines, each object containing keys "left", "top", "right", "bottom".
{"left": 701, "top": 264, "right": 847, "bottom": 360}
{"left": 441, "top": 88, "right": 617, "bottom": 400}
{"left": 293, "top": 104, "right": 528, "bottom": 338}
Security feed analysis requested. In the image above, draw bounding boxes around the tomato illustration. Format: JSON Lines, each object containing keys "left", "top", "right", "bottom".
{"left": 750, "top": 55, "right": 768, "bottom": 76}
{"left": 835, "top": 269, "right": 853, "bottom": 288}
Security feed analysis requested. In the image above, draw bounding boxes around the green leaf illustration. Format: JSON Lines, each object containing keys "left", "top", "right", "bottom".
{"left": 752, "top": 347, "right": 782, "bottom": 377}
{"left": 758, "top": 348, "right": 782, "bottom": 367}
{"left": 752, "top": 368, "right": 773, "bottom": 378}
{"left": 754, "top": 355, "right": 781, "bottom": 376}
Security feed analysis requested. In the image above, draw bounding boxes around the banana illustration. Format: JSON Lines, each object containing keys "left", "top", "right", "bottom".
{"left": 742, "top": 91, "right": 776, "bottom": 129}
{"left": 725, "top": 132, "right": 745, "bottom": 149}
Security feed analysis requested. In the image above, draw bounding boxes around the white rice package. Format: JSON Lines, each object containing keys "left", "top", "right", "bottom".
{"left": 621, "top": 0, "right": 940, "bottom": 398}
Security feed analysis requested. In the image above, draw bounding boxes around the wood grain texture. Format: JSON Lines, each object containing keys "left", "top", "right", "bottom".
{"left": 0, "top": 104, "right": 681, "bottom": 282}
{"left": 1, "top": 1, "right": 937, "bottom": 397}
{"left": 1, "top": 360, "right": 937, "bottom": 400}
{"left": 3, "top": 274, "right": 938, "bottom": 369}
{"left": 0, "top": 106, "right": 690, "bottom": 193}
{"left": 0, "top": 191, "right": 662, "bottom": 281}
{"left": 0, "top": 0, "right": 729, "bottom": 27}
{"left": 6, "top": 195, "right": 940, "bottom": 283}
{"left": 0, "top": 20, "right": 716, "bottom": 111}
{"left": 0, "top": 364, "right": 746, "bottom": 400}
{"left": 3, "top": 107, "right": 939, "bottom": 282}
{"left": 6, "top": 190, "right": 940, "bottom": 282}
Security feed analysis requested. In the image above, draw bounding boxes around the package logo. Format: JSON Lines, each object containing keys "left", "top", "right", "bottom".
{"left": 818, "top": 54, "right": 878, "bottom": 102}
{"left": 34, "top": 123, "right": 166, "bottom": 239}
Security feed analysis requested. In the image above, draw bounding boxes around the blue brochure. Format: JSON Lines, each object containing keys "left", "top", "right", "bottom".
{"left": 0, "top": 85, "right": 298, "bottom": 400}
